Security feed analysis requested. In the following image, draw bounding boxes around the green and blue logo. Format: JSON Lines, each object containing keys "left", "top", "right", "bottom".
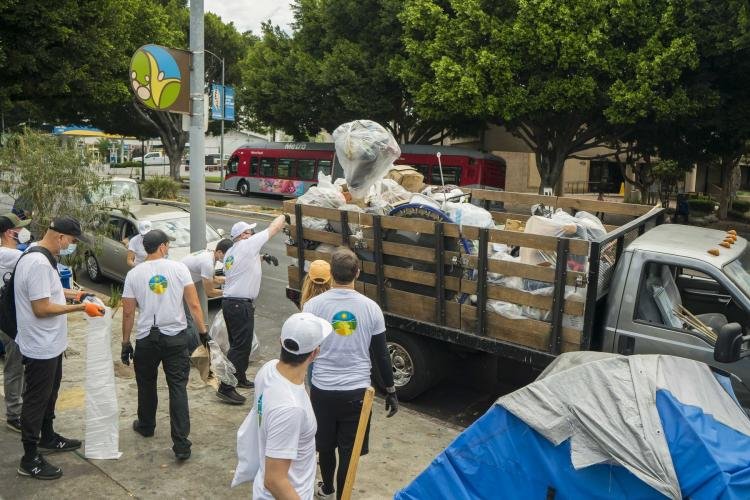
{"left": 148, "top": 275, "right": 168, "bottom": 295}
{"left": 224, "top": 255, "right": 235, "bottom": 271}
{"left": 332, "top": 311, "right": 357, "bottom": 336}
{"left": 130, "top": 44, "right": 182, "bottom": 110}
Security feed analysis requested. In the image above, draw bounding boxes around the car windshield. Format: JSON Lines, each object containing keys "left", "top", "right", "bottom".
{"left": 90, "top": 180, "right": 141, "bottom": 204}
{"left": 151, "top": 216, "right": 221, "bottom": 248}
{"left": 724, "top": 249, "right": 750, "bottom": 299}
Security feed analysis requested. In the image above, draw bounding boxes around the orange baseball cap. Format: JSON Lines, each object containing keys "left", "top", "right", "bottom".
{"left": 308, "top": 260, "right": 331, "bottom": 284}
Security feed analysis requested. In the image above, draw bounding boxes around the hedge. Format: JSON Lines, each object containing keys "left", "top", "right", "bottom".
{"left": 687, "top": 198, "right": 716, "bottom": 214}
{"left": 112, "top": 161, "right": 142, "bottom": 169}
{"left": 731, "top": 199, "right": 750, "bottom": 213}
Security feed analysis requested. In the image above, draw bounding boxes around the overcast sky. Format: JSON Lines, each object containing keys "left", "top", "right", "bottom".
{"left": 205, "top": 0, "right": 294, "bottom": 35}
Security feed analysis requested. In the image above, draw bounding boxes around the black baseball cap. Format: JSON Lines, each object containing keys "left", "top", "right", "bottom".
{"left": 49, "top": 216, "right": 90, "bottom": 243}
{"left": 142, "top": 229, "right": 175, "bottom": 254}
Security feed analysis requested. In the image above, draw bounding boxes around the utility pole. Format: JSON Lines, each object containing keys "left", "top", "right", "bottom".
{"left": 189, "top": 0, "right": 208, "bottom": 314}
{"left": 205, "top": 48, "right": 225, "bottom": 190}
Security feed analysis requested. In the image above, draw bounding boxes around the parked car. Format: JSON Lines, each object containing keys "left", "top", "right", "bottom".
{"left": 85, "top": 203, "right": 224, "bottom": 283}
{"left": 131, "top": 152, "right": 169, "bottom": 165}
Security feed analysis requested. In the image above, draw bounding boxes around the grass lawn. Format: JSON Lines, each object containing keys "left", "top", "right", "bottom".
{"left": 181, "top": 175, "right": 222, "bottom": 183}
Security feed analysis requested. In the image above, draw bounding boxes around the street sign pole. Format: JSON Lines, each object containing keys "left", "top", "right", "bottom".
{"left": 189, "top": 0, "right": 208, "bottom": 314}
{"left": 220, "top": 60, "right": 225, "bottom": 189}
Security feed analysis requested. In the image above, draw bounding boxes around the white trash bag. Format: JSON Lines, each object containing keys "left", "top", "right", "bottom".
{"left": 333, "top": 119, "right": 400, "bottom": 199}
{"left": 209, "top": 312, "right": 259, "bottom": 359}
{"left": 84, "top": 298, "right": 122, "bottom": 460}
{"left": 208, "top": 339, "right": 238, "bottom": 387}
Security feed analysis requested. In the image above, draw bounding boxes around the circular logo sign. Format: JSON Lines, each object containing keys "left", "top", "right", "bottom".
{"left": 148, "top": 275, "right": 169, "bottom": 295}
{"left": 130, "top": 44, "right": 182, "bottom": 110}
{"left": 332, "top": 311, "right": 357, "bottom": 336}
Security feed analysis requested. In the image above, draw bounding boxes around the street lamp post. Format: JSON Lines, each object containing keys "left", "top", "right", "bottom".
{"left": 204, "top": 48, "right": 225, "bottom": 189}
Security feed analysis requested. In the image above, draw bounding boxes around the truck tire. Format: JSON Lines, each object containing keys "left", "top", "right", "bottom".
{"left": 385, "top": 330, "right": 445, "bottom": 401}
{"left": 238, "top": 180, "right": 249, "bottom": 197}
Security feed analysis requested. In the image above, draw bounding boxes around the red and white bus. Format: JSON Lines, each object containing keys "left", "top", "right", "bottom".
{"left": 224, "top": 142, "right": 506, "bottom": 197}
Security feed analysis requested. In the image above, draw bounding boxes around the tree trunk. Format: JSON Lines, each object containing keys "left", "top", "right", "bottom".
{"left": 131, "top": 100, "right": 188, "bottom": 181}
{"left": 536, "top": 149, "right": 566, "bottom": 195}
{"left": 718, "top": 156, "right": 740, "bottom": 220}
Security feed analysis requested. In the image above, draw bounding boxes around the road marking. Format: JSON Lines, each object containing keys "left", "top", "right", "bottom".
{"left": 263, "top": 275, "right": 288, "bottom": 284}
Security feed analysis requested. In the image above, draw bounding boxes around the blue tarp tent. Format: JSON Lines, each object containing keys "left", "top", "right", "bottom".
{"left": 396, "top": 353, "right": 750, "bottom": 499}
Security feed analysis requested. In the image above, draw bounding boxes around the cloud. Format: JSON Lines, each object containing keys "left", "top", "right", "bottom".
{"left": 204, "top": 0, "right": 294, "bottom": 35}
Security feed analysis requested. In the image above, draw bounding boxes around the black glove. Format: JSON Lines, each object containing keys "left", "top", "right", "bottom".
{"left": 121, "top": 342, "right": 134, "bottom": 365}
{"left": 283, "top": 213, "right": 291, "bottom": 225}
{"left": 385, "top": 389, "right": 399, "bottom": 418}
{"left": 199, "top": 332, "right": 209, "bottom": 348}
{"left": 262, "top": 254, "right": 279, "bottom": 266}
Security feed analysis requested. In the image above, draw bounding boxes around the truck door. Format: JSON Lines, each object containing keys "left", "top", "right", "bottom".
{"left": 614, "top": 256, "right": 750, "bottom": 403}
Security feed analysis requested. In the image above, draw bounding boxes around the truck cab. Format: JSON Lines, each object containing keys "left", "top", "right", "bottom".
{"left": 604, "top": 224, "right": 750, "bottom": 402}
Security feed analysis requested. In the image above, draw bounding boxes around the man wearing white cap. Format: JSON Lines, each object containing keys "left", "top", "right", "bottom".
{"left": 233, "top": 312, "right": 331, "bottom": 499}
{"left": 127, "top": 220, "right": 152, "bottom": 268}
{"left": 218, "top": 214, "right": 287, "bottom": 404}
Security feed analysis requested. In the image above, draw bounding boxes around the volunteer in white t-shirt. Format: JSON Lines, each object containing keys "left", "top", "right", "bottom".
{"left": 127, "top": 220, "right": 152, "bottom": 267}
{"left": 180, "top": 238, "right": 233, "bottom": 352}
{"left": 15, "top": 216, "right": 105, "bottom": 480}
{"left": 0, "top": 213, "right": 31, "bottom": 434}
{"left": 233, "top": 312, "right": 331, "bottom": 499}
{"left": 303, "top": 247, "right": 399, "bottom": 499}
{"left": 121, "top": 229, "right": 207, "bottom": 461}
{"left": 218, "top": 215, "right": 286, "bottom": 404}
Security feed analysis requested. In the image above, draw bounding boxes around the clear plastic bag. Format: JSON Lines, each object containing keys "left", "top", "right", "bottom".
{"left": 333, "top": 120, "right": 400, "bottom": 199}
{"left": 209, "top": 312, "right": 259, "bottom": 359}
{"left": 207, "top": 339, "right": 238, "bottom": 387}
{"left": 296, "top": 185, "right": 347, "bottom": 230}
{"left": 444, "top": 202, "right": 495, "bottom": 229}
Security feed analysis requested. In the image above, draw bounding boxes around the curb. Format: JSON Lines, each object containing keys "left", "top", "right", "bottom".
{"left": 142, "top": 197, "right": 279, "bottom": 221}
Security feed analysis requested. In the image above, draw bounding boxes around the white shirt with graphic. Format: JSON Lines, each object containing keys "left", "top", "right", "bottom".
{"left": 122, "top": 258, "right": 194, "bottom": 339}
{"left": 303, "top": 288, "right": 386, "bottom": 391}
{"left": 128, "top": 234, "right": 147, "bottom": 265}
{"left": 251, "top": 360, "right": 317, "bottom": 500}
{"left": 222, "top": 229, "right": 269, "bottom": 300}
{"left": 15, "top": 251, "right": 67, "bottom": 359}
{"left": 181, "top": 249, "right": 215, "bottom": 284}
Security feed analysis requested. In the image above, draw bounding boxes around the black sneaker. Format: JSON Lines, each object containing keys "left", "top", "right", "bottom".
{"left": 6, "top": 418, "right": 22, "bottom": 433}
{"left": 217, "top": 386, "right": 247, "bottom": 405}
{"left": 38, "top": 434, "right": 81, "bottom": 453}
{"left": 17, "top": 455, "right": 62, "bottom": 480}
{"left": 132, "top": 420, "right": 154, "bottom": 437}
{"left": 174, "top": 449, "right": 191, "bottom": 461}
{"left": 236, "top": 379, "right": 254, "bottom": 389}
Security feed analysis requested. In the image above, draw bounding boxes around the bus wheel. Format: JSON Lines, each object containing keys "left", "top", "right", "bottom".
{"left": 238, "top": 180, "right": 249, "bottom": 197}
{"left": 386, "top": 330, "right": 445, "bottom": 401}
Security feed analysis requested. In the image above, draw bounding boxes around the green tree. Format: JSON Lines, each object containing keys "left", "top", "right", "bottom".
{"left": 399, "top": 0, "right": 716, "bottom": 193}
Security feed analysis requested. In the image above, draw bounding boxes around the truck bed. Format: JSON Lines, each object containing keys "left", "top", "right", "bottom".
{"left": 284, "top": 189, "right": 665, "bottom": 368}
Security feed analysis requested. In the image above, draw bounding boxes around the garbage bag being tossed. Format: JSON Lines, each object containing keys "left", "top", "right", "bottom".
{"left": 333, "top": 119, "right": 400, "bottom": 199}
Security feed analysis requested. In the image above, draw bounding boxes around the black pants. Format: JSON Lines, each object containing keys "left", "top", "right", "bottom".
{"left": 221, "top": 298, "right": 254, "bottom": 384}
{"left": 134, "top": 329, "right": 191, "bottom": 453}
{"left": 311, "top": 385, "right": 372, "bottom": 498}
{"left": 21, "top": 354, "right": 63, "bottom": 458}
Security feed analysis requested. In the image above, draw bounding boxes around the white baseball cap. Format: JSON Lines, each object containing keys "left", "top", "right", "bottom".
{"left": 138, "top": 220, "right": 153, "bottom": 235}
{"left": 280, "top": 312, "right": 332, "bottom": 354}
{"left": 230, "top": 221, "right": 257, "bottom": 239}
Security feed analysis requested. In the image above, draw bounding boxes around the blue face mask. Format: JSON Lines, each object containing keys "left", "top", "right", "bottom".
{"left": 59, "top": 243, "right": 77, "bottom": 256}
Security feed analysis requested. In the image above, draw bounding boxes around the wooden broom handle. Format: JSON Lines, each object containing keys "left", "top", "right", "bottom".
{"left": 341, "top": 387, "right": 375, "bottom": 500}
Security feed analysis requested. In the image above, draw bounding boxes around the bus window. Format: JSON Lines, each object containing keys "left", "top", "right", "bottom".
{"left": 431, "top": 166, "right": 460, "bottom": 185}
{"left": 318, "top": 160, "right": 332, "bottom": 176}
{"left": 250, "top": 157, "right": 259, "bottom": 176}
{"left": 277, "top": 158, "right": 294, "bottom": 178}
{"left": 260, "top": 158, "right": 276, "bottom": 177}
{"left": 227, "top": 156, "right": 239, "bottom": 174}
{"left": 298, "top": 159, "right": 316, "bottom": 180}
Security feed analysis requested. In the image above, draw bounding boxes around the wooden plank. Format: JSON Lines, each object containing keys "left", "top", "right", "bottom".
{"left": 381, "top": 241, "right": 435, "bottom": 262}
{"left": 461, "top": 255, "right": 587, "bottom": 285}
{"left": 288, "top": 225, "right": 345, "bottom": 246}
{"left": 555, "top": 197, "right": 650, "bottom": 217}
{"left": 287, "top": 265, "right": 301, "bottom": 289}
{"left": 468, "top": 189, "right": 557, "bottom": 206}
{"left": 491, "top": 212, "right": 531, "bottom": 225}
{"left": 285, "top": 246, "right": 334, "bottom": 262}
{"left": 459, "top": 281, "right": 584, "bottom": 316}
{"left": 485, "top": 228, "right": 590, "bottom": 256}
{"left": 361, "top": 262, "right": 436, "bottom": 288}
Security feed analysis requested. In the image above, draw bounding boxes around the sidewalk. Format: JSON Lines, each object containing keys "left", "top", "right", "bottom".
{"left": 0, "top": 313, "right": 460, "bottom": 499}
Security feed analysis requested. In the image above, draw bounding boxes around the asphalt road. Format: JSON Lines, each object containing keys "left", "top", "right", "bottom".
{"left": 179, "top": 187, "right": 284, "bottom": 210}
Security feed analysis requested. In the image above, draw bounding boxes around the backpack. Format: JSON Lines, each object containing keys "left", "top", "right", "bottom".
{"left": 0, "top": 246, "right": 58, "bottom": 339}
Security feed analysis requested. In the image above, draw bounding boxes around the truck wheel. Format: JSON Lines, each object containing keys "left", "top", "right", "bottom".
{"left": 238, "top": 180, "right": 249, "bottom": 197}
{"left": 385, "top": 330, "right": 444, "bottom": 401}
{"left": 85, "top": 253, "right": 103, "bottom": 283}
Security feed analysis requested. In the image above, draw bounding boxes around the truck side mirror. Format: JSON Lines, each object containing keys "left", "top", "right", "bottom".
{"left": 714, "top": 322, "right": 744, "bottom": 363}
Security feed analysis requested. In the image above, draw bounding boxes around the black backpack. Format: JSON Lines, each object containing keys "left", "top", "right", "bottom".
{"left": 0, "top": 246, "right": 58, "bottom": 339}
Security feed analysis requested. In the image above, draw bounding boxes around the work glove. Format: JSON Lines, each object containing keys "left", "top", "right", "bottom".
{"left": 262, "top": 254, "right": 279, "bottom": 266}
{"left": 385, "top": 389, "right": 399, "bottom": 418}
{"left": 83, "top": 302, "right": 105, "bottom": 317}
{"left": 75, "top": 291, "right": 95, "bottom": 303}
{"left": 199, "top": 331, "right": 209, "bottom": 348}
{"left": 121, "top": 342, "right": 134, "bottom": 365}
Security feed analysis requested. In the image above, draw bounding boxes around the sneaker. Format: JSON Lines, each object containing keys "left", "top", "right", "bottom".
{"left": 315, "top": 481, "right": 335, "bottom": 499}
{"left": 217, "top": 386, "right": 246, "bottom": 405}
{"left": 236, "top": 379, "right": 254, "bottom": 389}
{"left": 132, "top": 420, "right": 154, "bottom": 438}
{"left": 17, "top": 455, "right": 63, "bottom": 480}
{"left": 6, "top": 418, "right": 22, "bottom": 433}
{"left": 38, "top": 434, "right": 81, "bottom": 454}
{"left": 174, "top": 449, "right": 191, "bottom": 461}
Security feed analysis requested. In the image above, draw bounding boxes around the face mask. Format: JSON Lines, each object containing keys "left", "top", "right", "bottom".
{"left": 16, "top": 228, "right": 31, "bottom": 244}
{"left": 59, "top": 242, "right": 77, "bottom": 256}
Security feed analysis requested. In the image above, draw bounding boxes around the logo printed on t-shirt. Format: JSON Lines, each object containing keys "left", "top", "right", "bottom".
{"left": 331, "top": 311, "right": 357, "bottom": 336}
{"left": 148, "top": 275, "right": 168, "bottom": 294}
{"left": 225, "top": 255, "right": 235, "bottom": 270}
{"left": 257, "top": 393, "right": 264, "bottom": 426}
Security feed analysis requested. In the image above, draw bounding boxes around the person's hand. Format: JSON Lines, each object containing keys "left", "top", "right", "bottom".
{"left": 199, "top": 331, "right": 209, "bottom": 348}
{"left": 262, "top": 254, "right": 278, "bottom": 266}
{"left": 385, "top": 389, "right": 399, "bottom": 418}
{"left": 84, "top": 302, "right": 105, "bottom": 317}
{"left": 121, "top": 342, "right": 134, "bottom": 365}
{"left": 283, "top": 213, "right": 291, "bottom": 225}
{"left": 75, "top": 291, "right": 95, "bottom": 303}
